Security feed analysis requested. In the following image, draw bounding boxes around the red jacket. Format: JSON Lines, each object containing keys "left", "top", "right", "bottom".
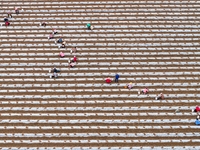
{"left": 196, "top": 106, "right": 200, "bottom": 111}
{"left": 73, "top": 56, "right": 77, "bottom": 62}
{"left": 5, "top": 22, "right": 10, "bottom": 26}
{"left": 105, "top": 78, "right": 112, "bottom": 83}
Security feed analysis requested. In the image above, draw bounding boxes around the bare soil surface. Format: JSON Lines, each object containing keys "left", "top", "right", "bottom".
{"left": 0, "top": 0, "right": 200, "bottom": 148}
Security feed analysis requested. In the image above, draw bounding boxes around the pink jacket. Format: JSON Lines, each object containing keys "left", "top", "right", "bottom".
{"left": 59, "top": 52, "right": 65, "bottom": 57}
{"left": 143, "top": 88, "right": 149, "bottom": 94}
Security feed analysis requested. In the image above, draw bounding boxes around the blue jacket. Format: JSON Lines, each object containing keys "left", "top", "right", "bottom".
{"left": 115, "top": 74, "right": 119, "bottom": 79}
{"left": 195, "top": 119, "right": 200, "bottom": 125}
{"left": 58, "top": 38, "right": 63, "bottom": 43}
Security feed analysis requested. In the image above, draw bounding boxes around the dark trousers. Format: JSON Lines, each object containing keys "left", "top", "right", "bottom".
{"left": 15, "top": 10, "right": 19, "bottom": 14}
{"left": 141, "top": 91, "right": 144, "bottom": 94}
{"left": 115, "top": 78, "right": 118, "bottom": 82}
{"left": 157, "top": 96, "right": 162, "bottom": 100}
{"left": 8, "top": 14, "right": 12, "bottom": 18}
{"left": 54, "top": 70, "right": 60, "bottom": 73}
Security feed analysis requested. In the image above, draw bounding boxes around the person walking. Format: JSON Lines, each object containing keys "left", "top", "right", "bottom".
{"left": 114, "top": 73, "right": 120, "bottom": 83}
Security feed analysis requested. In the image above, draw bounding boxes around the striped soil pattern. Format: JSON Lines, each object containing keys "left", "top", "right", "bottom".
{"left": 0, "top": 0, "right": 200, "bottom": 149}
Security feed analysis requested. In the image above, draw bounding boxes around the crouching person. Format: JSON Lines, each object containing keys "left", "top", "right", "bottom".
{"left": 40, "top": 22, "right": 47, "bottom": 27}
{"left": 55, "top": 37, "right": 63, "bottom": 44}
{"left": 69, "top": 60, "right": 76, "bottom": 68}
{"left": 48, "top": 33, "right": 54, "bottom": 40}
{"left": 127, "top": 82, "right": 133, "bottom": 89}
{"left": 138, "top": 87, "right": 149, "bottom": 95}
{"left": 155, "top": 93, "right": 164, "bottom": 100}
{"left": 195, "top": 116, "right": 200, "bottom": 125}
{"left": 58, "top": 42, "right": 66, "bottom": 48}
{"left": 59, "top": 52, "right": 65, "bottom": 58}
{"left": 192, "top": 105, "right": 200, "bottom": 113}
{"left": 50, "top": 72, "right": 58, "bottom": 78}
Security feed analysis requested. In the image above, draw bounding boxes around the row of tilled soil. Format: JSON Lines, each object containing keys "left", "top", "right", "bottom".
{"left": 1, "top": 0, "right": 200, "bottom": 148}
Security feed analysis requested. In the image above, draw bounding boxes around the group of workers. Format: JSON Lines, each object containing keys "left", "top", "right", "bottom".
{"left": 43, "top": 23, "right": 79, "bottom": 74}
{"left": 105, "top": 75, "right": 165, "bottom": 100}
{"left": 2, "top": 7, "right": 20, "bottom": 26}
{"left": 3, "top": 12, "right": 198, "bottom": 126}
{"left": 47, "top": 23, "right": 93, "bottom": 76}
{"left": 69, "top": 56, "right": 77, "bottom": 68}
{"left": 106, "top": 76, "right": 199, "bottom": 126}
{"left": 49, "top": 55, "right": 77, "bottom": 78}
{"left": 193, "top": 105, "right": 200, "bottom": 125}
